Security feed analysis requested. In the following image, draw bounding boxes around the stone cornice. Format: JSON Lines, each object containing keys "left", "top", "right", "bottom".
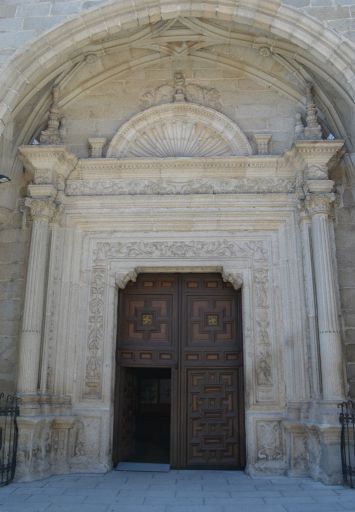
{"left": 18, "top": 145, "right": 78, "bottom": 185}
{"left": 294, "top": 140, "right": 344, "bottom": 180}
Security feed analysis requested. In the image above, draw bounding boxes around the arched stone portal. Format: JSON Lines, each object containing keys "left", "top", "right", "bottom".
{"left": 0, "top": 0, "right": 351, "bottom": 486}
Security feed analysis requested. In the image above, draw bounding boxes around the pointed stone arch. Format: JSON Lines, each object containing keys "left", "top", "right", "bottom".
{"left": 106, "top": 103, "right": 253, "bottom": 158}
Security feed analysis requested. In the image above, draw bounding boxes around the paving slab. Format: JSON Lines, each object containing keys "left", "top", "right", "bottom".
{"left": 0, "top": 470, "right": 354, "bottom": 512}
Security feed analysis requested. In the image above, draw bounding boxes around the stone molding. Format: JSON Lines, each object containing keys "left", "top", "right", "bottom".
{"left": 106, "top": 102, "right": 253, "bottom": 158}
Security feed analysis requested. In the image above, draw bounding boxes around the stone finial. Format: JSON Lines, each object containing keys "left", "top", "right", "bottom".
{"left": 254, "top": 134, "right": 272, "bottom": 155}
{"left": 39, "top": 87, "right": 63, "bottom": 145}
{"left": 295, "top": 113, "right": 305, "bottom": 140}
{"left": 304, "top": 83, "right": 322, "bottom": 140}
{"left": 88, "top": 138, "right": 107, "bottom": 158}
{"left": 174, "top": 71, "right": 186, "bottom": 102}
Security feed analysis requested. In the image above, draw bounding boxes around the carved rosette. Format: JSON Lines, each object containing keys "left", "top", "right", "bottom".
{"left": 25, "top": 199, "right": 56, "bottom": 223}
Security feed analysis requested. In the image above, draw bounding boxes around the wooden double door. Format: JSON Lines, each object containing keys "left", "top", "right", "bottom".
{"left": 114, "top": 273, "right": 245, "bottom": 469}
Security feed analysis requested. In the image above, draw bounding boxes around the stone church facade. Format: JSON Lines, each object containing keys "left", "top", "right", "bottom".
{"left": 0, "top": 0, "right": 355, "bottom": 484}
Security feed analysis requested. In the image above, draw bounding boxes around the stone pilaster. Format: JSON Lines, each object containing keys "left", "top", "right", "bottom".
{"left": 17, "top": 199, "right": 55, "bottom": 394}
{"left": 299, "top": 206, "right": 321, "bottom": 399}
{"left": 305, "top": 183, "right": 344, "bottom": 400}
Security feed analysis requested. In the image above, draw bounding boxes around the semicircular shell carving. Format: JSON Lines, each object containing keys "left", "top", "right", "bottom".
{"left": 107, "top": 103, "right": 252, "bottom": 158}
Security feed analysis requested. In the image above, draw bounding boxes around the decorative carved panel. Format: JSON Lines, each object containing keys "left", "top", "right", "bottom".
{"left": 185, "top": 369, "right": 244, "bottom": 467}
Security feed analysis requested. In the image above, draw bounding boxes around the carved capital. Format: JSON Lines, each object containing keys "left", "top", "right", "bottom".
{"left": 25, "top": 198, "right": 56, "bottom": 222}
{"left": 222, "top": 270, "right": 243, "bottom": 290}
{"left": 305, "top": 193, "right": 335, "bottom": 217}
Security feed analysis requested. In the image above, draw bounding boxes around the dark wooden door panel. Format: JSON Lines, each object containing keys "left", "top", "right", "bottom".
{"left": 185, "top": 368, "right": 243, "bottom": 467}
{"left": 118, "top": 274, "right": 178, "bottom": 366}
{"left": 117, "top": 367, "right": 138, "bottom": 462}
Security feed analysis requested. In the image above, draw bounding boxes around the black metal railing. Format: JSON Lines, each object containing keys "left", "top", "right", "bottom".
{"left": 339, "top": 399, "right": 355, "bottom": 488}
{"left": 0, "top": 393, "right": 19, "bottom": 486}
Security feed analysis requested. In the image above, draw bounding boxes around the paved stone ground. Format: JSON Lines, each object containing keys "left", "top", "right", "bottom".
{"left": 0, "top": 471, "right": 354, "bottom": 512}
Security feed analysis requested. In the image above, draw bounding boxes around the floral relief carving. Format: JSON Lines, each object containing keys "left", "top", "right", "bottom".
{"left": 93, "top": 239, "right": 268, "bottom": 264}
{"left": 84, "top": 267, "right": 105, "bottom": 399}
{"left": 253, "top": 269, "right": 273, "bottom": 388}
{"left": 66, "top": 177, "right": 295, "bottom": 196}
{"left": 254, "top": 269, "right": 269, "bottom": 308}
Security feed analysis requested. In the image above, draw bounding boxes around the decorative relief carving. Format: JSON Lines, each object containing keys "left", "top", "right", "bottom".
{"left": 106, "top": 103, "right": 252, "bottom": 158}
{"left": 256, "top": 349, "right": 272, "bottom": 386}
{"left": 115, "top": 269, "right": 138, "bottom": 289}
{"left": 84, "top": 267, "right": 105, "bottom": 399}
{"left": 94, "top": 239, "right": 268, "bottom": 264}
{"left": 66, "top": 177, "right": 295, "bottom": 196}
{"left": 140, "top": 73, "right": 222, "bottom": 110}
{"left": 254, "top": 269, "right": 268, "bottom": 308}
{"left": 256, "top": 421, "right": 283, "bottom": 462}
{"left": 222, "top": 271, "right": 243, "bottom": 290}
{"left": 253, "top": 269, "right": 273, "bottom": 388}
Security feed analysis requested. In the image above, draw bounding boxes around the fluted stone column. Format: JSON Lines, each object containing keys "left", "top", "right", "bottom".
{"left": 299, "top": 207, "right": 321, "bottom": 399}
{"left": 17, "top": 199, "right": 55, "bottom": 394}
{"left": 306, "top": 186, "right": 344, "bottom": 400}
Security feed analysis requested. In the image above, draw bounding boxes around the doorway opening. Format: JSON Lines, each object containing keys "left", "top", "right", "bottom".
{"left": 114, "top": 273, "right": 245, "bottom": 469}
{"left": 117, "top": 367, "right": 171, "bottom": 465}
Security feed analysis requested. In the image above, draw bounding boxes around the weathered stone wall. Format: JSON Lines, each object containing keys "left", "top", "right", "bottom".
{"left": 0, "top": 211, "right": 29, "bottom": 393}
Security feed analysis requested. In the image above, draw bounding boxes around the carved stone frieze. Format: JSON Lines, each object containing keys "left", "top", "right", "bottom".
{"left": 66, "top": 177, "right": 296, "bottom": 196}
{"left": 93, "top": 239, "right": 268, "bottom": 264}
